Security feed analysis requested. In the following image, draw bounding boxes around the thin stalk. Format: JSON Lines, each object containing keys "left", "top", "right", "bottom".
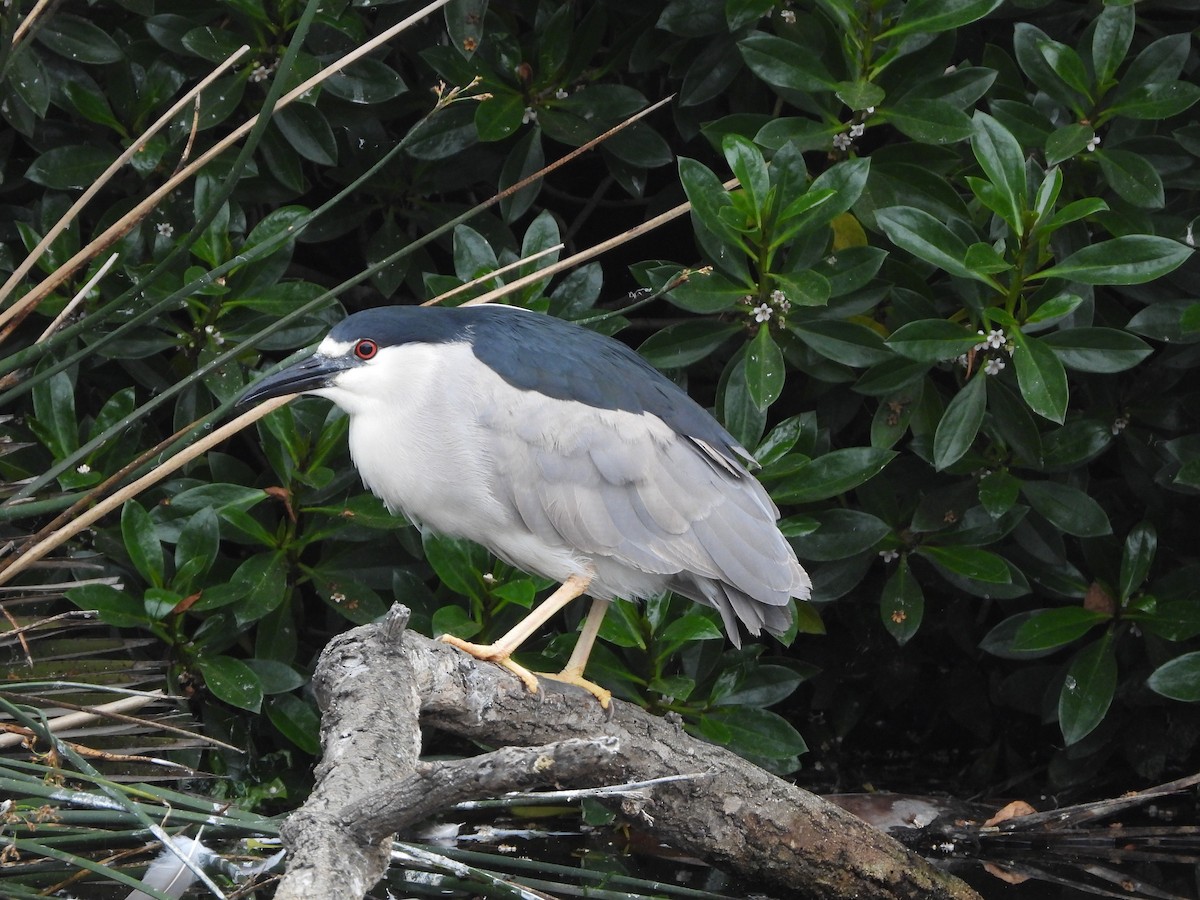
{"left": 0, "top": 0, "right": 453, "bottom": 334}
{"left": 0, "top": 45, "right": 251, "bottom": 316}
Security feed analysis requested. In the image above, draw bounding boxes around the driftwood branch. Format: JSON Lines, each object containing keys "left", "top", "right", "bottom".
{"left": 274, "top": 605, "right": 981, "bottom": 900}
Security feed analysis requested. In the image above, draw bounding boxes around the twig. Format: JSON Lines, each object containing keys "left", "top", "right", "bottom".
{"left": 426, "top": 244, "right": 564, "bottom": 307}
{"left": 0, "top": 396, "right": 290, "bottom": 587}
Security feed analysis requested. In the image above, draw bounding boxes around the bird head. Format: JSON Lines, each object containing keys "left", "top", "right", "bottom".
{"left": 238, "top": 308, "right": 454, "bottom": 415}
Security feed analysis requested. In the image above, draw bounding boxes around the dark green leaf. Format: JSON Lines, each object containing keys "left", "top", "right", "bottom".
{"left": 835, "top": 80, "right": 885, "bottom": 111}
{"left": 979, "top": 470, "right": 1021, "bottom": 517}
{"left": 1089, "top": 4, "right": 1134, "bottom": 87}
{"left": 789, "top": 509, "right": 890, "bottom": 562}
{"left": 1119, "top": 522, "right": 1156, "bottom": 602}
{"left": 1060, "top": 634, "right": 1116, "bottom": 745}
{"left": 699, "top": 706, "right": 807, "bottom": 760}
{"left": 1147, "top": 652, "right": 1200, "bottom": 703}
{"left": 36, "top": 14, "right": 125, "bottom": 63}
{"left": 970, "top": 112, "right": 1026, "bottom": 234}
{"left": 639, "top": 321, "right": 740, "bottom": 369}
{"left": 1106, "top": 82, "right": 1200, "bottom": 121}
{"left": 723, "top": 134, "right": 768, "bottom": 220}
{"left": 1011, "top": 331, "right": 1068, "bottom": 423}
{"left": 875, "top": 207, "right": 979, "bottom": 281}
{"left": 886, "top": 319, "right": 981, "bottom": 362}
{"left": 667, "top": 269, "right": 749, "bottom": 313}
{"left": 1036, "top": 37, "right": 1092, "bottom": 100}
{"left": 1137, "top": 602, "right": 1200, "bottom": 642}
{"left": 933, "top": 372, "right": 986, "bottom": 470}
{"left": 879, "top": 99, "right": 974, "bottom": 145}
{"left": 712, "top": 664, "right": 805, "bottom": 708}
{"left": 1026, "top": 293, "right": 1084, "bottom": 327}
{"left": 853, "top": 358, "right": 932, "bottom": 396}
{"left": 738, "top": 33, "right": 836, "bottom": 93}
{"left": 267, "top": 695, "right": 321, "bottom": 754}
{"left": 881, "top": 557, "right": 924, "bottom": 645}
{"left": 122, "top": 501, "right": 164, "bottom": 588}
{"left": 197, "top": 656, "right": 264, "bottom": 712}
{"left": 244, "top": 659, "right": 306, "bottom": 695}
{"left": 770, "top": 448, "right": 897, "bottom": 504}
{"left": 25, "top": 145, "right": 115, "bottom": 191}
{"left": 324, "top": 58, "right": 407, "bottom": 104}
{"left": 1041, "top": 327, "right": 1153, "bottom": 373}
{"left": 1012, "top": 607, "right": 1109, "bottom": 651}
{"left": 475, "top": 89, "right": 526, "bottom": 141}
{"left": 916, "top": 545, "right": 1012, "bottom": 583}
{"left": 1096, "top": 149, "right": 1164, "bottom": 209}
{"left": 1044, "top": 124, "right": 1094, "bottom": 166}
{"left": 274, "top": 104, "right": 338, "bottom": 165}
{"left": 744, "top": 325, "right": 785, "bottom": 409}
{"left": 773, "top": 271, "right": 831, "bottom": 307}
{"left": 883, "top": 0, "right": 1003, "bottom": 36}
{"left": 1022, "top": 480, "right": 1111, "bottom": 537}
{"left": 790, "top": 320, "right": 892, "bottom": 367}
{"left": 656, "top": 613, "right": 723, "bottom": 660}
{"left": 1036, "top": 236, "right": 1192, "bottom": 286}
{"left": 66, "top": 584, "right": 151, "bottom": 629}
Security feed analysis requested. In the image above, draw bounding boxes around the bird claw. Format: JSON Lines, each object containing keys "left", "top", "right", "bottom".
{"left": 439, "top": 634, "right": 543, "bottom": 696}
{"left": 438, "top": 635, "right": 611, "bottom": 709}
{"left": 536, "top": 669, "right": 612, "bottom": 710}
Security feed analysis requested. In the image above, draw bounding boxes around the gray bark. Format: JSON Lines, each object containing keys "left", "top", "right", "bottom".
{"left": 273, "top": 605, "right": 981, "bottom": 900}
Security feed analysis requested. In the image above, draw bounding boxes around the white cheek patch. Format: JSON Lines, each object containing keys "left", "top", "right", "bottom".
{"left": 318, "top": 336, "right": 357, "bottom": 358}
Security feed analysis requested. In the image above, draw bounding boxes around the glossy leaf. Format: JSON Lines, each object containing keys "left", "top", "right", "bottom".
{"left": 1118, "top": 522, "right": 1156, "bottom": 602}
{"left": 196, "top": 656, "right": 264, "bottom": 713}
{"left": 770, "top": 448, "right": 897, "bottom": 504}
{"left": 1041, "top": 327, "right": 1152, "bottom": 373}
{"left": 1059, "top": 634, "right": 1116, "bottom": 746}
{"left": 738, "top": 33, "right": 836, "bottom": 93}
{"left": 881, "top": 557, "right": 924, "bottom": 645}
{"left": 915, "top": 545, "right": 1011, "bottom": 583}
{"left": 1021, "top": 481, "right": 1112, "bottom": 537}
{"left": 886, "top": 319, "right": 982, "bottom": 362}
{"left": 1010, "top": 330, "right": 1068, "bottom": 423}
{"left": 1035, "top": 236, "right": 1192, "bottom": 285}
{"left": 1011, "top": 607, "right": 1109, "bottom": 651}
{"left": 978, "top": 470, "right": 1021, "bottom": 517}
{"left": 1147, "top": 653, "right": 1200, "bottom": 702}
{"left": 122, "top": 500, "right": 164, "bottom": 588}
{"left": 789, "top": 509, "right": 890, "bottom": 562}
{"left": 744, "top": 324, "right": 785, "bottom": 409}
{"left": 970, "top": 112, "right": 1026, "bottom": 234}
{"left": 884, "top": 0, "right": 1003, "bottom": 36}
{"left": 933, "top": 372, "right": 986, "bottom": 470}
{"left": 640, "top": 321, "right": 740, "bottom": 369}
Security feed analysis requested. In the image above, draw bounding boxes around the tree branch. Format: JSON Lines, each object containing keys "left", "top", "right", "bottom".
{"left": 273, "top": 605, "right": 981, "bottom": 900}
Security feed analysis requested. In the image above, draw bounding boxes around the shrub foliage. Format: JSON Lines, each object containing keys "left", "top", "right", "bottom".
{"left": 1, "top": 0, "right": 1198, "bottom": 788}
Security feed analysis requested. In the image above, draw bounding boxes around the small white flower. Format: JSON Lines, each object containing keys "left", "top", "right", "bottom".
{"left": 1111, "top": 415, "right": 1129, "bottom": 435}
{"left": 250, "top": 64, "right": 272, "bottom": 83}
{"left": 956, "top": 353, "right": 970, "bottom": 368}
{"left": 973, "top": 330, "right": 988, "bottom": 353}
{"left": 522, "top": 107, "right": 537, "bottom": 124}
{"left": 849, "top": 122, "right": 865, "bottom": 139}
{"left": 554, "top": 88, "right": 568, "bottom": 100}
{"left": 156, "top": 222, "right": 174, "bottom": 238}
{"left": 984, "top": 357, "right": 1005, "bottom": 376}
{"left": 1186, "top": 221, "right": 1195, "bottom": 248}
{"left": 832, "top": 131, "right": 853, "bottom": 151}
{"left": 985, "top": 328, "right": 1005, "bottom": 349}
{"left": 865, "top": 106, "right": 875, "bottom": 115}
{"left": 76, "top": 464, "right": 91, "bottom": 475}
{"left": 330, "top": 591, "right": 346, "bottom": 603}
{"left": 780, "top": 9, "right": 796, "bottom": 23}
{"left": 770, "top": 289, "right": 786, "bottom": 303}
{"left": 1086, "top": 134, "right": 1101, "bottom": 152}
{"left": 825, "top": 255, "right": 837, "bottom": 265}
{"left": 879, "top": 549, "right": 899, "bottom": 563}
{"left": 752, "top": 303, "right": 772, "bottom": 323}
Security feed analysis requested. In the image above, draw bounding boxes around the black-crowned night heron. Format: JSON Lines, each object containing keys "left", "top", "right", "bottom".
{"left": 240, "top": 305, "right": 811, "bottom": 705}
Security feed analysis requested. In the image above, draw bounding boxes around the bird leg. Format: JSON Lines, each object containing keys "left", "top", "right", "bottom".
{"left": 537, "top": 597, "right": 613, "bottom": 708}
{"left": 439, "top": 572, "right": 591, "bottom": 696}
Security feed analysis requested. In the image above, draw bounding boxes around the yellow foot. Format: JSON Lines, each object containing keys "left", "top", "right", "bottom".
{"left": 537, "top": 669, "right": 612, "bottom": 709}
{"left": 439, "top": 634, "right": 541, "bottom": 695}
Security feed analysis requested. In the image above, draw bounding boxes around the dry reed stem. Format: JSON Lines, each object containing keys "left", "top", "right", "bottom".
{"left": 426, "top": 243, "right": 564, "bottom": 306}
{"left": 0, "top": 0, "right": 452, "bottom": 333}
{"left": 0, "top": 45, "right": 252, "bottom": 318}
{"left": 9, "top": 0, "right": 54, "bottom": 47}
{"left": 0, "top": 396, "right": 290, "bottom": 588}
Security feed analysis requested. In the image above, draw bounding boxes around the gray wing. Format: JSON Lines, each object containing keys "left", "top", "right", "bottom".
{"left": 478, "top": 396, "right": 810, "bottom": 643}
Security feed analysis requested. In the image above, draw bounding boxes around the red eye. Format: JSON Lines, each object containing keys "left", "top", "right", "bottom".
{"left": 354, "top": 339, "right": 378, "bottom": 360}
